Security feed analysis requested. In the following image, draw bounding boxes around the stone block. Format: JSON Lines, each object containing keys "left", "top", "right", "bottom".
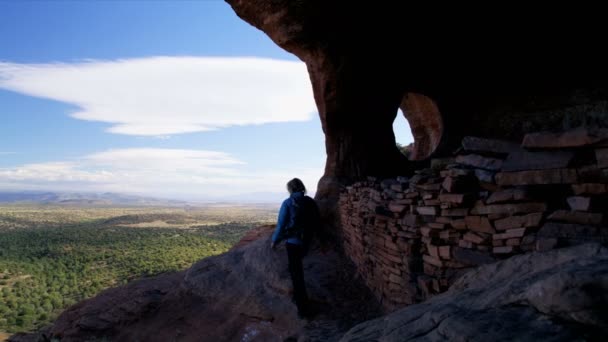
{"left": 475, "top": 169, "right": 495, "bottom": 183}
{"left": 401, "top": 214, "right": 421, "bottom": 227}
{"left": 463, "top": 232, "right": 487, "bottom": 244}
{"left": 506, "top": 238, "right": 521, "bottom": 246}
{"left": 547, "top": 210, "right": 603, "bottom": 225}
{"left": 428, "top": 222, "right": 447, "bottom": 229}
{"left": 388, "top": 273, "right": 407, "bottom": 285}
{"left": 438, "top": 193, "right": 469, "bottom": 204}
{"left": 571, "top": 183, "right": 608, "bottom": 195}
{"left": 495, "top": 169, "right": 578, "bottom": 185}
{"left": 567, "top": 196, "right": 592, "bottom": 211}
{"left": 417, "top": 183, "right": 442, "bottom": 191}
{"left": 385, "top": 240, "right": 399, "bottom": 251}
{"left": 449, "top": 218, "right": 467, "bottom": 230}
{"left": 502, "top": 149, "right": 574, "bottom": 171}
{"left": 436, "top": 216, "right": 452, "bottom": 224}
{"left": 445, "top": 168, "right": 474, "bottom": 177}
{"left": 417, "top": 206, "right": 439, "bottom": 216}
{"left": 461, "top": 136, "right": 520, "bottom": 154}
{"left": 424, "top": 199, "right": 441, "bottom": 206}
{"left": 471, "top": 201, "right": 547, "bottom": 215}
{"left": 494, "top": 212, "right": 543, "bottom": 230}
{"left": 465, "top": 216, "right": 496, "bottom": 234}
{"left": 456, "top": 154, "right": 503, "bottom": 171}
{"left": 423, "top": 254, "right": 444, "bottom": 268}
{"left": 405, "top": 191, "right": 420, "bottom": 199}
{"left": 442, "top": 177, "right": 458, "bottom": 192}
{"left": 439, "top": 230, "right": 459, "bottom": 241}
{"left": 522, "top": 127, "right": 608, "bottom": 148}
{"left": 427, "top": 244, "right": 440, "bottom": 258}
{"left": 388, "top": 203, "right": 407, "bottom": 213}
{"left": 458, "top": 240, "right": 473, "bottom": 248}
{"left": 486, "top": 188, "right": 530, "bottom": 204}
{"left": 423, "top": 262, "right": 439, "bottom": 276}
{"left": 441, "top": 208, "right": 470, "bottom": 217}
{"left": 493, "top": 228, "right": 526, "bottom": 240}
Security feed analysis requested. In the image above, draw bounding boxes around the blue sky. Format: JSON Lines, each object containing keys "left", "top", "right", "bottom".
{"left": 0, "top": 1, "right": 412, "bottom": 201}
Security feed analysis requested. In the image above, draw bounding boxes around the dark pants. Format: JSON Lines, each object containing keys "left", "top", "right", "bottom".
{"left": 286, "top": 242, "right": 309, "bottom": 314}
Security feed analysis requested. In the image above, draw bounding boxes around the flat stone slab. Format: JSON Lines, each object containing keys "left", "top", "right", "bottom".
{"left": 496, "top": 169, "right": 578, "bottom": 185}
{"left": 461, "top": 136, "right": 520, "bottom": 154}
{"left": 522, "top": 127, "right": 608, "bottom": 149}
{"left": 502, "top": 149, "right": 574, "bottom": 171}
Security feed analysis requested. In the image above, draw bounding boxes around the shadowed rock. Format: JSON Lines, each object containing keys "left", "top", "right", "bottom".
{"left": 340, "top": 243, "right": 608, "bottom": 341}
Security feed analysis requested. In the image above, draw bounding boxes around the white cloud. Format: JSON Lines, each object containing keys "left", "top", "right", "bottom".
{"left": 0, "top": 57, "right": 316, "bottom": 136}
{"left": 0, "top": 148, "right": 323, "bottom": 201}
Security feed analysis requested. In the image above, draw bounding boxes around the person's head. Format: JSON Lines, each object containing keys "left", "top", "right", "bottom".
{"left": 286, "top": 178, "right": 306, "bottom": 195}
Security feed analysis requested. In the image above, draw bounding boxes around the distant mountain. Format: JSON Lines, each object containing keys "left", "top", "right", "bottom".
{"left": 0, "top": 191, "right": 188, "bottom": 207}
{"left": 213, "top": 191, "right": 288, "bottom": 204}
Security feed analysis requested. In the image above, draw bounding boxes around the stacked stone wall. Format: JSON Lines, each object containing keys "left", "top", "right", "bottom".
{"left": 339, "top": 128, "right": 608, "bottom": 310}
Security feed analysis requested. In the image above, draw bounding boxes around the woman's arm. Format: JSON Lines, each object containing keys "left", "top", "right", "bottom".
{"left": 271, "top": 200, "right": 289, "bottom": 247}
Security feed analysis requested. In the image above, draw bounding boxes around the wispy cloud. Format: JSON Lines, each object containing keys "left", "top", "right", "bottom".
{"left": 0, "top": 57, "right": 316, "bottom": 136}
{"left": 0, "top": 148, "right": 322, "bottom": 200}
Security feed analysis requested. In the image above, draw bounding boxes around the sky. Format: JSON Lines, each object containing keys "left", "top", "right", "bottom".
{"left": 0, "top": 1, "right": 413, "bottom": 202}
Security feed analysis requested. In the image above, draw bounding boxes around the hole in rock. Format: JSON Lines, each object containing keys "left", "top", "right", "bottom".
{"left": 394, "top": 92, "right": 443, "bottom": 160}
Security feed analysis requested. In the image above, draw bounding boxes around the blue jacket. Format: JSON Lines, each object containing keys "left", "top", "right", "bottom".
{"left": 272, "top": 191, "right": 305, "bottom": 245}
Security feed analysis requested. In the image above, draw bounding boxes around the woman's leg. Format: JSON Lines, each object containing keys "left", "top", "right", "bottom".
{"left": 286, "top": 243, "right": 309, "bottom": 315}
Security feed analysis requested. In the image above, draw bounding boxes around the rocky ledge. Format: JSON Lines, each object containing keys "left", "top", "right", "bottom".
{"left": 341, "top": 243, "right": 608, "bottom": 341}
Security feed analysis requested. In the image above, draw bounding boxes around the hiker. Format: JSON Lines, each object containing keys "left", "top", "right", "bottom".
{"left": 271, "top": 178, "right": 320, "bottom": 318}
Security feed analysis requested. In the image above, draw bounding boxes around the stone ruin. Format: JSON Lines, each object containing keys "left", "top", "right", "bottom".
{"left": 339, "top": 128, "right": 608, "bottom": 310}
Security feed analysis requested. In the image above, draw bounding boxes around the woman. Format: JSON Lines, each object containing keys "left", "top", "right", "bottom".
{"left": 271, "top": 178, "right": 320, "bottom": 319}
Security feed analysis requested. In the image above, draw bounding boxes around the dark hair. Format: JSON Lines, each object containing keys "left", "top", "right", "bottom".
{"left": 286, "top": 178, "right": 306, "bottom": 194}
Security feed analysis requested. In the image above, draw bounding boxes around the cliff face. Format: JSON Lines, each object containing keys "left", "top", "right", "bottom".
{"left": 225, "top": 0, "right": 608, "bottom": 207}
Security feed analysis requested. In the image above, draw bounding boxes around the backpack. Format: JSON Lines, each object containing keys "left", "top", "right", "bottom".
{"left": 284, "top": 196, "right": 307, "bottom": 240}
{"left": 284, "top": 196, "right": 318, "bottom": 253}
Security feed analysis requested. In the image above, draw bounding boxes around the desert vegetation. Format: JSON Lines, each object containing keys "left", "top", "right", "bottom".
{"left": 0, "top": 205, "right": 276, "bottom": 334}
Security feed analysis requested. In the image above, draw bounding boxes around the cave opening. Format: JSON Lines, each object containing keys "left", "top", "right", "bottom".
{"left": 394, "top": 92, "right": 443, "bottom": 161}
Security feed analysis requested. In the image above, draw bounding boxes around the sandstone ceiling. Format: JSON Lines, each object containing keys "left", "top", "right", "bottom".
{"left": 225, "top": 1, "right": 608, "bottom": 202}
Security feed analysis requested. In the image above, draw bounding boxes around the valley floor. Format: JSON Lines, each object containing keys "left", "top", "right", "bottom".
{"left": 0, "top": 204, "right": 276, "bottom": 336}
